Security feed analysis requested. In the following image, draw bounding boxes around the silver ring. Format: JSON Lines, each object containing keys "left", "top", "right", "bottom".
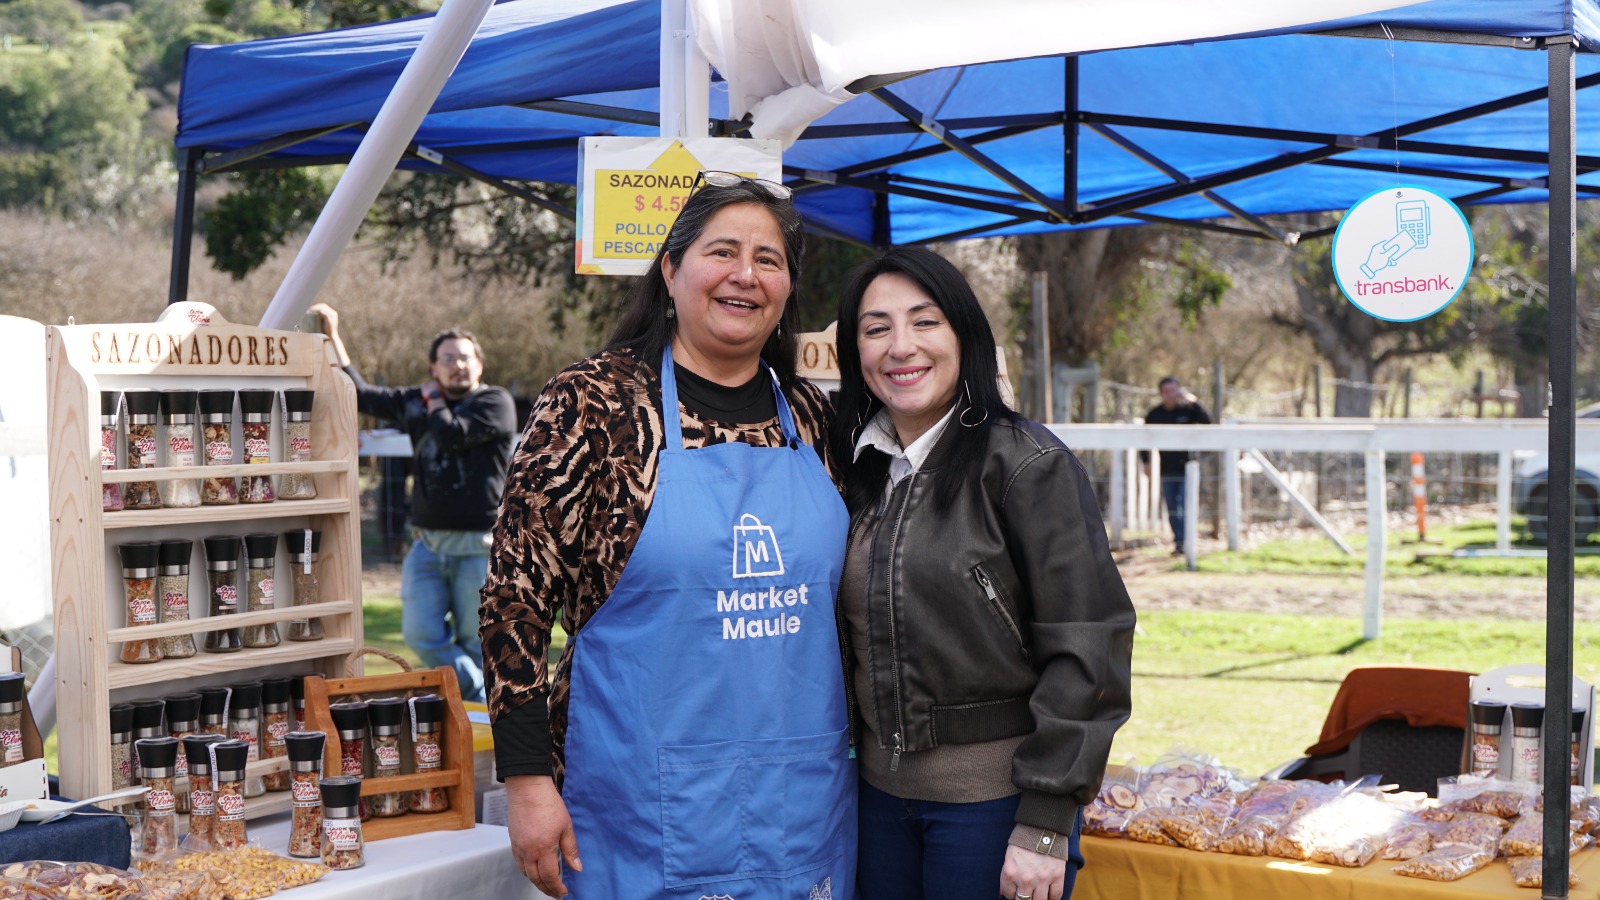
{"left": 1017, "top": 895, "right": 1032, "bottom": 900}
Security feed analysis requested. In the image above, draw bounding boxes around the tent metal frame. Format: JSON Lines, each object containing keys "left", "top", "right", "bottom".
{"left": 164, "top": 19, "right": 1586, "bottom": 894}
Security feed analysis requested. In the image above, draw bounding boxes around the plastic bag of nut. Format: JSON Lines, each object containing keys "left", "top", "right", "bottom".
{"left": 1508, "top": 855, "right": 1581, "bottom": 889}
{"left": 171, "top": 846, "right": 328, "bottom": 900}
{"left": 1123, "top": 808, "right": 1181, "bottom": 846}
{"left": 28, "top": 863, "right": 145, "bottom": 899}
{"left": 0, "top": 877, "right": 66, "bottom": 900}
{"left": 1435, "top": 810, "right": 1511, "bottom": 852}
{"left": 1392, "top": 842, "right": 1495, "bottom": 882}
{"left": 1266, "top": 784, "right": 1409, "bottom": 867}
{"left": 1083, "top": 765, "right": 1144, "bottom": 838}
{"left": 1138, "top": 750, "right": 1239, "bottom": 809}
{"left": 1437, "top": 775, "right": 1537, "bottom": 819}
{"left": 1498, "top": 813, "right": 1590, "bottom": 857}
{"left": 1378, "top": 820, "right": 1439, "bottom": 860}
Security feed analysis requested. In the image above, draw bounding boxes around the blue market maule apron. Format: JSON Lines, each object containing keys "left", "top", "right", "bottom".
{"left": 561, "top": 346, "right": 856, "bottom": 900}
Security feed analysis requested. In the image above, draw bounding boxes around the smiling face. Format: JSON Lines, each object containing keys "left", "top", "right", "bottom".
{"left": 662, "top": 203, "right": 791, "bottom": 384}
{"left": 857, "top": 271, "right": 962, "bottom": 448}
{"left": 430, "top": 337, "right": 483, "bottom": 399}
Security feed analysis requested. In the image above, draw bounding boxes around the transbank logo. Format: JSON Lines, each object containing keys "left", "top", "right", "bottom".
{"left": 1332, "top": 185, "right": 1473, "bottom": 323}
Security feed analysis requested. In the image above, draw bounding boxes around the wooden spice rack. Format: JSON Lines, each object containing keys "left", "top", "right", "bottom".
{"left": 300, "top": 667, "right": 476, "bottom": 840}
{"left": 46, "top": 301, "right": 363, "bottom": 814}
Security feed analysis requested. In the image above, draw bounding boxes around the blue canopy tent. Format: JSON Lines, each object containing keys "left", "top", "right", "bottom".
{"left": 174, "top": 1, "right": 1594, "bottom": 887}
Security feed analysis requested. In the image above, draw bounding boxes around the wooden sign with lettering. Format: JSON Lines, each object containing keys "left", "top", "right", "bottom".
{"left": 795, "top": 321, "right": 1013, "bottom": 404}
{"left": 56, "top": 302, "right": 321, "bottom": 378}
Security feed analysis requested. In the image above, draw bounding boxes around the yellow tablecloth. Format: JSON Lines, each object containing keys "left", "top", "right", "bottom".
{"left": 1078, "top": 836, "right": 1600, "bottom": 900}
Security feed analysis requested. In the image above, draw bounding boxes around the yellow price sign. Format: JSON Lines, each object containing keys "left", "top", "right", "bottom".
{"left": 577, "top": 137, "right": 782, "bottom": 276}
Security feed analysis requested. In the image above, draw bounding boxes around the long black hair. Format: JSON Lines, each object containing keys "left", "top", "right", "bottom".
{"left": 606, "top": 181, "right": 806, "bottom": 386}
{"left": 829, "top": 246, "right": 1014, "bottom": 514}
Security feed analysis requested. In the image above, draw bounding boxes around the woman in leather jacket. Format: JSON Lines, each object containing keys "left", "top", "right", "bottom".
{"left": 829, "top": 246, "right": 1136, "bottom": 900}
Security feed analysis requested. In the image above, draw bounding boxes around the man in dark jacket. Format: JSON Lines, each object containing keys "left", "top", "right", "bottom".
{"left": 313, "top": 304, "right": 517, "bottom": 702}
{"left": 1141, "top": 376, "right": 1211, "bottom": 555}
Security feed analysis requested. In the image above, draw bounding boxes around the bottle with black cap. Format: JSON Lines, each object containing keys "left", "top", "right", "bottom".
{"left": 329, "top": 700, "right": 371, "bottom": 821}
{"left": 130, "top": 699, "right": 166, "bottom": 784}
{"left": 242, "top": 533, "right": 280, "bottom": 649}
{"left": 285, "top": 730, "right": 327, "bottom": 858}
{"left": 198, "top": 686, "right": 230, "bottom": 737}
{"left": 197, "top": 389, "right": 238, "bottom": 504}
{"left": 210, "top": 739, "right": 251, "bottom": 850}
{"left": 279, "top": 388, "right": 318, "bottom": 500}
{"left": 260, "top": 677, "right": 292, "bottom": 791}
{"left": 164, "top": 692, "right": 202, "bottom": 812}
{"left": 118, "top": 541, "right": 163, "bottom": 664}
{"left": 410, "top": 693, "right": 449, "bottom": 814}
{"left": 100, "top": 390, "right": 123, "bottom": 512}
{"left": 159, "top": 388, "right": 202, "bottom": 508}
{"left": 1509, "top": 701, "right": 1543, "bottom": 783}
{"left": 122, "top": 390, "right": 163, "bottom": 509}
{"left": 134, "top": 736, "right": 181, "bottom": 856}
{"left": 367, "top": 698, "right": 407, "bottom": 817}
{"left": 229, "top": 681, "right": 266, "bottom": 797}
{"left": 157, "top": 539, "right": 197, "bottom": 659}
{"left": 290, "top": 675, "right": 307, "bottom": 730}
{"left": 285, "top": 529, "right": 324, "bottom": 642}
{"left": 0, "top": 672, "right": 27, "bottom": 768}
{"left": 319, "top": 775, "right": 365, "bottom": 869}
{"left": 110, "top": 703, "right": 135, "bottom": 788}
{"left": 238, "top": 389, "right": 276, "bottom": 503}
{"left": 181, "top": 733, "right": 227, "bottom": 850}
{"left": 202, "top": 535, "right": 242, "bottom": 652}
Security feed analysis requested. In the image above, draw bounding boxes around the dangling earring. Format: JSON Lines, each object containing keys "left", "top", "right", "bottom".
{"left": 959, "top": 380, "right": 988, "bottom": 427}
{"left": 666, "top": 304, "right": 676, "bottom": 321}
{"left": 855, "top": 389, "right": 874, "bottom": 430}
{"left": 777, "top": 323, "right": 783, "bottom": 339}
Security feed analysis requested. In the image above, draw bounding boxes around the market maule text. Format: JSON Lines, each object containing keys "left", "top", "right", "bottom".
{"left": 89, "top": 331, "right": 292, "bottom": 367}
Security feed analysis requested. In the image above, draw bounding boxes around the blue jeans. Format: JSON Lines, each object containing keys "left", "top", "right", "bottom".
{"left": 400, "top": 536, "right": 488, "bottom": 702}
{"left": 857, "top": 779, "right": 1083, "bottom": 900}
{"left": 1161, "top": 476, "right": 1186, "bottom": 550}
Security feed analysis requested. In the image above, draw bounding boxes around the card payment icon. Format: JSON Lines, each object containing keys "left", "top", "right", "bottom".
{"left": 732, "top": 513, "right": 785, "bottom": 578}
{"left": 1396, "top": 200, "right": 1430, "bottom": 250}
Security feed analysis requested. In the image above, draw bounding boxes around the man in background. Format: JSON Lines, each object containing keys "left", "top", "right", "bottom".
{"left": 1142, "top": 375, "right": 1211, "bottom": 555}
{"left": 312, "top": 303, "right": 517, "bottom": 702}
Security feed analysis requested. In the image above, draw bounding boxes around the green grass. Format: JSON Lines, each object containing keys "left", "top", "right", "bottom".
{"left": 1196, "top": 518, "right": 1600, "bottom": 578}
{"left": 1113, "top": 610, "right": 1600, "bottom": 778}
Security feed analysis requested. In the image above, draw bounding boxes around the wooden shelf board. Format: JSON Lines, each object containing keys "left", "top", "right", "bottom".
{"left": 101, "top": 460, "right": 349, "bottom": 483}
{"left": 107, "top": 601, "right": 354, "bottom": 642}
{"left": 108, "top": 638, "right": 356, "bottom": 689}
{"left": 103, "top": 497, "right": 350, "bottom": 529}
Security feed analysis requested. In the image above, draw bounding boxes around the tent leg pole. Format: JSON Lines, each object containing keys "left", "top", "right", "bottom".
{"left": 1363, "top": 450, "right": 1384, "bottom": 640}
{"left": 1544, "top": 33, "right": 1578, "bottom": 900}
{"left": 168, "top": 148, "right": 198, "bottom": 306}
{"left": 659, "top": 0, "right": 708, "bottom": 137}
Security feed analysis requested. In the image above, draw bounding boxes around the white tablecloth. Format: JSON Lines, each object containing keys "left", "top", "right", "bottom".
{"left": 249, "top": 813, "right": 548, "bottom": 899}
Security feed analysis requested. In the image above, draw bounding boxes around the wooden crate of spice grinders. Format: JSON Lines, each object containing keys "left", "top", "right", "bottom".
{"left": 300, "top": 655, "right": 475, "bottom": 840}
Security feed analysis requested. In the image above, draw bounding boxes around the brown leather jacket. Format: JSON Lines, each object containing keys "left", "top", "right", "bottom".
{"left": 842, "top": 415, "right": 1136, "bottom": 833}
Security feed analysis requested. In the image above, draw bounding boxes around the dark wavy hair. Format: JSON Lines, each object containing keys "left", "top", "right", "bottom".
{"left": 606, "top": 181, "right": 805, "bottom": 386}
{"left": 829, "top": 245, "right": 1014, "bottom": 514}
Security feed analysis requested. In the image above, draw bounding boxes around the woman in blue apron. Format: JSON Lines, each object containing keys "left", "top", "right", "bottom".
{"left": 480, "top": 174, "right": 855, "bottom": 899}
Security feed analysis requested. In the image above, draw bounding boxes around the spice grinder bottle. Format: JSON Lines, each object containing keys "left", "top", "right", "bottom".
{"left": 110, "top": 703, "right": 135, "bottom": 787}
{"left": 130, "top": 699, "right": 166, "bottom": 784}
{"left": 118, "top": 541, "right": 163, "bottom": 663}
{"left": 134, "top": 737, "right": 180, "bottom": 858}
{"left": 202, "top": 535, "right": 243, "bottom": 653}
{"left": 159, "top": 389, "right": 202, "bottom": 508}
{"left": 157, "top": 539, "right": 197, "bottom": 659}
{"left": 1510, "top": 702, "right": 1543, "bottom": 783}
{"left": 229, "top": 681, "right": 265, "bottom": 797}
{"left": 241, "top": 533, "right": 280, "bottom": 649}
{"left": 410, "top": 693, "right": 449, "bottom": 814}
{"left": 279, "top": 388, "right": 318, "bottom": 500}
{"left": 164, "top": 692, "right": 202, "bottom": 812}
{"left": 100, "top": 391, "right": 123, "bottom": 512}
{"left": 319, "top": 776, "right": 366, "bottom": 869}
{"left": 238, "top": 389, "right": 276, "bottom": 504}
{"left": 286, "top": 730, "right": 327, "bottom": 858}
{"left": 367, "top": 698, "right": 407, "bottom": 817}
{"left": 260, "top": 677, "right": 292, "bottom": 791}
{"left": 330, "top": 700, "right": 372, "bottom": 821}
{"left": 121, "top": 390, "right": 163, "bottom": 510}
{"left": 290, "top": 675, "right": 307, "bottom": 731}
{"left": 1468, "top": 699, "right": 1506, "bottom": 778}
{"left": 198, "top": 390, "right": 239, "bottom": 505}
{"left": 0, "top": 673, "right": 26, "bottom": 768}
{"left": 182, "top": 733, "right": 227, "bottom": 850}
{"left": 210, "top": 739, "right": 251, "bottom": 850}
{"left": 198, "top": 686, "right": 230, "bottom": 737}
{"left": 285, "top": 529, "right": 324, "bottom": 642}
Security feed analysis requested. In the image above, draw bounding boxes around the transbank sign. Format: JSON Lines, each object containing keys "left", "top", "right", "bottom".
{"left": 1331, "top": 185, "right": 1473, "bottom": 322}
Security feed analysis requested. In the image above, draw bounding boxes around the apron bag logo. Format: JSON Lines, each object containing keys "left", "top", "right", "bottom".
{"left": 732, "top": 513, "right": 784, "bottom": 578}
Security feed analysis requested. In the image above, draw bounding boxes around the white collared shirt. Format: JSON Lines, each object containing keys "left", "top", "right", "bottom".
{"left": 852, "top": 405, "right": 958, "bottom": 486}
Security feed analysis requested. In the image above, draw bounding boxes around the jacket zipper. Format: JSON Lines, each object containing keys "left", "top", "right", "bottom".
{"left": 974, "top": 566, "right": 1028, "bottom": 660}
{"left": 885, "top": 475, "right": 916, "bottom": 772}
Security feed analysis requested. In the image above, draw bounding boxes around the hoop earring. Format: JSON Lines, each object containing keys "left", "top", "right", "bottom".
{"left": 959, "top": 380, "right": 988, "bottom": 428}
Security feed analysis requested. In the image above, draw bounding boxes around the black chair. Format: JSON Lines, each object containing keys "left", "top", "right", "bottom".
{"left": 1269, "top": 718, "right": 1465, "bottom": 795}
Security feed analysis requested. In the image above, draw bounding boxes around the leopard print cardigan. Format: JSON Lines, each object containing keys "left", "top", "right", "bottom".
{"left": 479, "top": 347, "right": 837, "bottom": 781}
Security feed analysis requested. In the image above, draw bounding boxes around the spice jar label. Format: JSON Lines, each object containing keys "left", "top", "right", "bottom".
{"left": 190, "top": 788, "right": 215, "bottom": 816}
{"left": 147, "top": 788, "right": 176, "bottom": 814}
{"left": 267, "top": 720, "right": 289, "bottom": 744}
{"left": 217, "top": 792, "right": 246, "bottom": 820}
{"left": 374, "top": 745, "right": 401, "bottom": 769}
{"left": 323, "top": 818, "right": 361, "bottom": 851}
{"left": 162, "top": 591, "right": 189, "bottom": 617}
{"left": 244, "top": 438, "right": 270, "bottom": 462}
{"left": 132, "top": 435, "right": 158, "bottom": 463}
{"left": 116, "top": 756, "right": 132, "bottom": 779}
{"left": 216, "top": 584, "right": 238, "bottom": 610}
{"left": 289, "top": 436, "right": 311, "bottom": 459}
{"left": 1, "top": 730, "right": 22, "bottom": 762}
{"left": 340, "top": 746, "right": 363, "bottom": 777}
{"left": 259, "top": 579, "right": 274, "bottom": 601}
{"left": 100, "top": 430, "right": 117, "bottom": 468}
{"left": 129, "top": 596, "right": 158, "bottom": 624}
{"left": 291, "top": 779, "right": 320, "bottom": 806}
{"left": 416, "top": 742, "right": 441, "bottom": 769}
{"left": 205, "top": 440, "right": 233, "bottom": 462}
{"left": 1472, "top": 743, "right": 1498, "bottom": 767}
{"left": 169, "top": 433, "right": 196, "bottom": 465}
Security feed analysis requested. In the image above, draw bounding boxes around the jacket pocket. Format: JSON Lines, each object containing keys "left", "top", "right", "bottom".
{"left": 972, "top": 563, "right": 1028, "bottom": 660}
{"left": 658, "top": 728, "right": 853, "bottom": 888}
